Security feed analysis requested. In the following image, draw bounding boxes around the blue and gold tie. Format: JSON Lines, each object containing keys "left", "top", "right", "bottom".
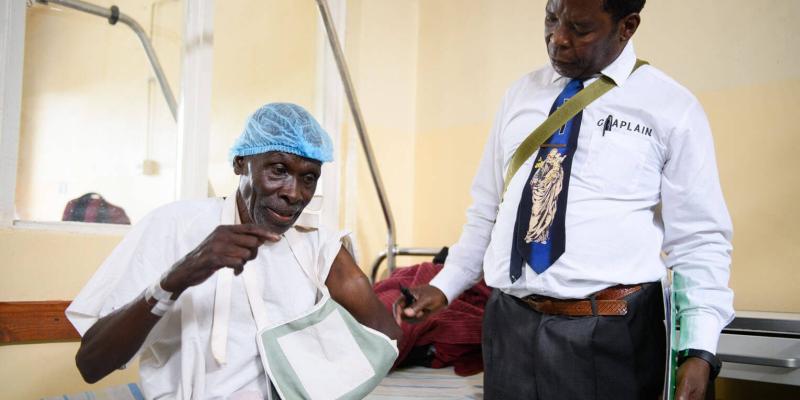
{"left": 510, "top": 78, "right": 584, "bottom": 282}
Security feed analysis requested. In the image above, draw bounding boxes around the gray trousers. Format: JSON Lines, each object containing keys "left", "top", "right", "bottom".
{"left": 482, "top": 283, "right": 665, "bottom": 400}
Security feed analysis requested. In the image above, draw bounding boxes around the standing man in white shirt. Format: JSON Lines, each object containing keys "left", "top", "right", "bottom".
{"left": 398, "top": 1, "right": 733, "bottom": 399}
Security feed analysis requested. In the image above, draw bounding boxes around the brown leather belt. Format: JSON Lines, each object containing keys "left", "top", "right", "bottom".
{"left": 521, "top": 285, "right": 642, "bottom": 316}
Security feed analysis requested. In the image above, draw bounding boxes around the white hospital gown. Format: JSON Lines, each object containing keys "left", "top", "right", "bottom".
{"left": 67, "top": 197, "right": 345, "bottom": 400}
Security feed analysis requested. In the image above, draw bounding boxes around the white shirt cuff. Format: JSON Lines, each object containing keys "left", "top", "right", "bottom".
{"left": 678, "top": 313, "right": 725, "bottom": 354}
{"left": 429, "top": 264, "right": 480, "bottom": 305}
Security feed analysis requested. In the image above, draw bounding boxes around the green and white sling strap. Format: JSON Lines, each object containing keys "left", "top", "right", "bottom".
{"left": 244, "top": 229, "right": 398, "bottom": 400}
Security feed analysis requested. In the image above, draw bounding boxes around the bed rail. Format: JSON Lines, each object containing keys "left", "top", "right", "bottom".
{"left": 314, "top": 0, "right": 440, "bottom": 280}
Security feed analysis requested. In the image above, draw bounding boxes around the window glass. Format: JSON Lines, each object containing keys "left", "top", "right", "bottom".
{"left": 16, "top": 0, "right": 183, "bottom": 224}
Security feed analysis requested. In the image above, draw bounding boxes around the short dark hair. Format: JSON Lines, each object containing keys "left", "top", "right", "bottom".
{"left": 603, "top": 0, "right": 645, "bottom": 21}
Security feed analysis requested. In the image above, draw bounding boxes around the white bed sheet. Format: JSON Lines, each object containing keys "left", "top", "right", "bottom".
{"left": 44, "top": 366, "right": 484, "bottom": 400}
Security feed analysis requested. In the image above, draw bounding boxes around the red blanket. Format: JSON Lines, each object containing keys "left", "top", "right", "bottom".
{"left": 374, "top": 262, "right": 490, "bottom": 376}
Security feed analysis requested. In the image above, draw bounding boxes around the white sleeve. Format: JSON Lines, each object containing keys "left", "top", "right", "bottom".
{"left": 66, "top": 208, "right": 180, "bottom": 336}
{"left": 661, "top": 99, "right": 734, "bottom": 354}
{"left": 430, "top": 98, "right": 507, "bottom": 303}
{"left": 316, "top": 228, "right": 353, "bottom": 285}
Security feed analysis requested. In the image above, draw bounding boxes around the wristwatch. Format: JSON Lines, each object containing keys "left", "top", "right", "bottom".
{"left": 677, "top": 348, "right": 722, "bottom": 380}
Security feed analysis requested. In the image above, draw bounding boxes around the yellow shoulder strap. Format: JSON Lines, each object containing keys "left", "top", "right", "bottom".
{"left": 502, "top": 58, "right": 649, "bottom": 193}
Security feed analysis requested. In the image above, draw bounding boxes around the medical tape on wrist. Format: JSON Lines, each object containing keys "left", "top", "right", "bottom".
{"left": 145, "top": 279, "right": 175, "bottom": 317}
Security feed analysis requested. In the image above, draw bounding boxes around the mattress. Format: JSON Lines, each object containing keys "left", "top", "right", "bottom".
{"left": 45, "top": 366, "right": 484, "bottom": 400}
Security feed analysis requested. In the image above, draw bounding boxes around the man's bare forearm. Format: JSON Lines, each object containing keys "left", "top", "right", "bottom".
{"left": 75, "top": 224, "right": 279, "bottom": 383}
{"left": 75, "top": 294, "right": 161, "bottom": 383}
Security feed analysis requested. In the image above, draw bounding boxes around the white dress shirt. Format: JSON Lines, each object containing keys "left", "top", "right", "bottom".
{"left": 430, "top": 42, "right": 733, "bottom": 354}
{"left": 67, "top": 196, "right": 345, "bottom": 399}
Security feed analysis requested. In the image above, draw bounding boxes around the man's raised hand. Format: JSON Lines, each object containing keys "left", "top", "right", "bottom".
{"left": 160, "top": 224, "right": 279, "bottom": 298}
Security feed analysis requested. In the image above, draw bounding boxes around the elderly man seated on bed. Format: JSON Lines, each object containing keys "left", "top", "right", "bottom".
{"left": 67, "top": 103, "right": 400, "bottom": 399}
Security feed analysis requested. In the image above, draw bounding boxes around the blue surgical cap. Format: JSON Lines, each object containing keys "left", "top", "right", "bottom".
{"left": 229, "top": 103, "right": 334, "bottom": 163}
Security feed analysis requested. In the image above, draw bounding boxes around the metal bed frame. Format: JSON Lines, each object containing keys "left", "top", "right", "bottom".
{"left": 314, "top": 0, "right": 440, "bottom": 280}
{"left": 35, "top": 0, "right": 440, "bottom": 281}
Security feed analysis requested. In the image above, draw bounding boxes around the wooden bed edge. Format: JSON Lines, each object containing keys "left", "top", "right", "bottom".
{"left": 0, "top": 300, "right": 81, "bottom": 344}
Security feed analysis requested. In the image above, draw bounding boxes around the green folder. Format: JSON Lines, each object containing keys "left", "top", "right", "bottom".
{"left": 664, "top": 279, "right": 679, "bottom": 400}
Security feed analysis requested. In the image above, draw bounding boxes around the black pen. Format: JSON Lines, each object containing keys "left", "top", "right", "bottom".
{"left": 400, "top": 286, "right": 416, "bottom": 306}
{"left": 603, "top": 114, "right": 613, "bottom": 136}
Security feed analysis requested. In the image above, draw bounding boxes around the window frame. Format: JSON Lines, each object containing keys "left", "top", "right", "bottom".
{"left": 0, "top": 0, "right": 26, "bottom": 229}
{"left": 0, "top": 0, "right": 344, "bottom": 234}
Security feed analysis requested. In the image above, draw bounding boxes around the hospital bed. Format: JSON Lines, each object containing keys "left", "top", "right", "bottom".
{"left": 38, "top": 367, "right": 484, "bottom": 400}
{"left": 4, "top": 300, "right": 798, "bottom": 398}
{"left": 1, "top": 300, "right": 485, "bottom": 399}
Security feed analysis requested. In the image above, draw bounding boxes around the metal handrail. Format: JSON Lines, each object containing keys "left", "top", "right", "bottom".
{"left": 369, "top": 247, "right": 442, "bottom": 283}
{"left": 314, "top": 0, "right": 399, "bottom": 272}
{"left": 315, "top": 0, "right": 443, "bottom": 280}
{"left": 36, "top": 0, "right": 178, "bottom": 121}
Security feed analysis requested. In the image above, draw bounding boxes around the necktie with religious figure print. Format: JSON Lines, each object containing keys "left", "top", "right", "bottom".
{"left": 510, "top": 78, "right": 584, "bottom": 282}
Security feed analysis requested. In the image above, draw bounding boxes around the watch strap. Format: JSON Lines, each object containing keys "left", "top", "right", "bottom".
{"left": 678, "top": 348, "right": 722, "bottom": 380}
